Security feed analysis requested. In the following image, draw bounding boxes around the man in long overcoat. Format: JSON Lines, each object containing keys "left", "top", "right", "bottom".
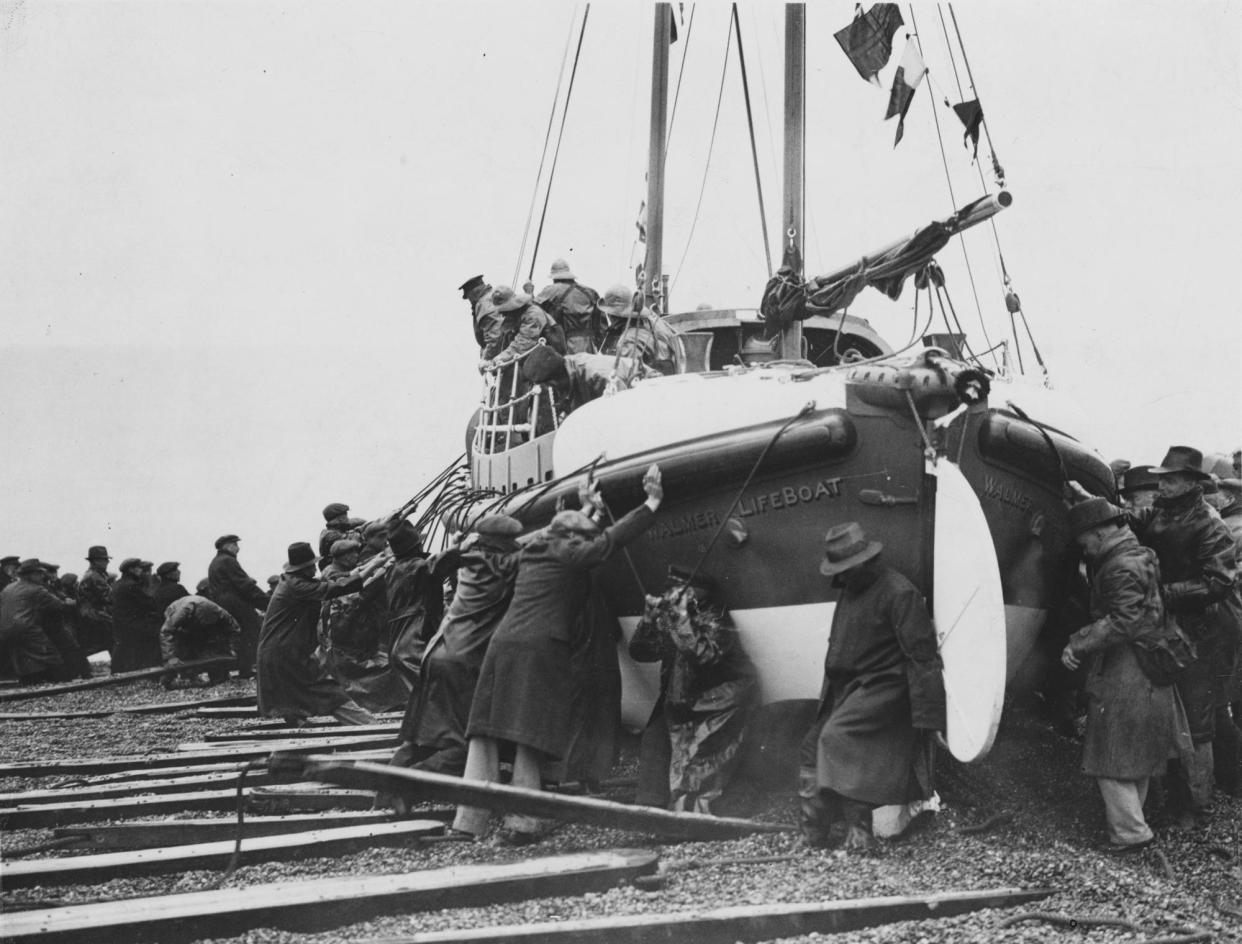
{"left": 207, "top": 535, "right": 270, "bottom": 678}
{"left": 76, "top": 546, "right": 115, "bottom": 658}
{"left": 454, "top": 465, "right": 663, "bottom": 841}
{"left": 389, "top": 514, "right": 522, "bottom": 781}
{"left": 1061, "top": 498, "right": 1194, "bottom": 851}
{"left": 383, "top": 521, "right": 460, "bottom": 695}
{"left": 1125, "top": 446, "right": 1239, "bottom": 826}
{"left": 152, "top": 562, "right": 189, "bottom": 613}
{"left": 0, "top": 560, "right": 77, "bottom": 683}
{"left": 800, "top": 522, "right": 945, "bottom": 852}
{"left": 112, "top": 557, "right": 164, "bottom": 672}
{"left": 256, "top": 542, "right": 378, "bottom": 726}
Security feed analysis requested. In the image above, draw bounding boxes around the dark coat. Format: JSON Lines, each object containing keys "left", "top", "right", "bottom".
{"left": 402, "top": 536, "right": 520, "bottom": 751}
{"left": 257, "top": 571, "right": 362, "bottom": 719}
{"left": 112, "top": 573, "right": 164, "bottom": 672}
{"left": 534, "top": 280, "right": 602, "bottom": 353}
{"left": 468, "top": 504, "right": 653, "bottom": 758}
{"left": 320, "top": 562, "right": 406, "bottom": 713}
{"left": 1068, "top": 529, "right": 1193, "bottom": 778}
{"left": 208, "top": 549, "right": 269, "bottom": 675}
{"left": 152, "top": 579, "right": 189, "bottom": 614}
{"left": 383, "top": 549, "right": 459, "bottom": 691}
{"left": 802, "top": 565, "right": 945, "bottom": 807}
{"left": 75, "top": 567, "right": 114, "bottom": 655}
{"left": 0, "top": 578, "right": 75, "bottom": 678}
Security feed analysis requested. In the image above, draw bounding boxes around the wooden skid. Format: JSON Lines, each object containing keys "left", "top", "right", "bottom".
{"left": 0, "top": 694, "right": 254, "bottom": 722}
{"left": 387, "top": 888, "right": 1056, "bottom": 943}
{"left": 0, "top": 769, "right": 271, "bottom": 806}
{"left": 303, "top": 759, "right": 794, "bottom": 841}
{"left": 2, "top": 819, "right": 444, "bottom": 888}
{"left": 1, "top": 787, "right": 251, "bottom": 828}
{"left": 0, "top": 658, "right": 233, "bottom": 703}
{"left": 2, "top": 848, "right": 659, "bottom": 943}
{"left": 203, "top": 723, "right": 401, "bottom": 743}
{"left": 54, "top": 812, "right": 410, "bottom": 850}
{"left": 67, "top": 750, "right": 394, "bottom": 786}
{"left": 0, "top": 735, "right": 397, "bottom": 779}
{"left": 246, "top": 784, "right": 379, "bottom": 813}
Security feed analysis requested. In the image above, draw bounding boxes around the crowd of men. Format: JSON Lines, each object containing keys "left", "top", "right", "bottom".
{"left": 2, "top": 431, "right": 1239, "bottom": 852}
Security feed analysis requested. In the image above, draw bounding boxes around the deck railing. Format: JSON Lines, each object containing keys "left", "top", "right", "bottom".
{"left": 473, "top": 341, "right": 559, "bottom": 456}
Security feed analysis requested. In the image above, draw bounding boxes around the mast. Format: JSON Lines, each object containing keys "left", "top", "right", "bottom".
{"left": 642, "top": 3, "right": 672, "bottom": 313}
{"left": 780, "top": 3, "right": 805, "bottom": 360}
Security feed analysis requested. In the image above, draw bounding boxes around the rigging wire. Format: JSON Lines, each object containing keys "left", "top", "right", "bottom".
{"left": 513, "top": 9, "right": 580, "bottom": 288}
{"left": 671, "top": 15, "right": 735, "bottom": 290}
{"left": 907, "top": 5, "right": 997, "bottom": 372}
{"left": 527, "top": 5, "right": 592, "bottom": 285}
{"left": 664, "top": 4, "right": 697, "bottom": 164}
{"left": 732, "top": 3, "right": 773, "bottom": 277}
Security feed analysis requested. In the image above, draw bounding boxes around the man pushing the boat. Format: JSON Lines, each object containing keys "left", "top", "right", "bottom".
{"left": 799, "top": 522, "right": 946, "bottom": 851}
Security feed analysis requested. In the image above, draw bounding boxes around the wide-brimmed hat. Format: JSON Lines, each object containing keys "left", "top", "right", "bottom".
{"left": 459, "top": 274, "right": 485, "bottom": 295}
{"left": 819, "top": 522, "right": 883, "bottom": 576}
{"left": 388, "top": 521, "right": 425, "bottom": 556}
{"left": 283, "top": 542, "right": 318, "bottom": 574}
{"left": 1151, "top": 446, "right": 1211, "bottom": 480}
{"left": 1068, "top": 497, "right": 1125, "bottom": 536}
{"left": 118, "top": 557, "right": 143, "bottom": 574}
{"left": 473, "top": 514, "right": 523, "bottom": 537}
{"left": 85, "top": 545, "right": 110, "bottom": 561}
{"left": 491, "top": 285, "right": 529, "bottom": 313}
{"left": 322, "top": 502, "right": 350, "bottom": 521}
{"left": 549, "top": 258, "right": 575, "bottom": 281}
{"left": 1120, "top": 465, "right": 1159, "bottom": 494}
{"left": 214, "top": 534, "right": 240, "bottom": 550}
{"left": 549, "top": 509, "right": 600, "bottom": 535}
{"left": 17, "top": 558, "right": 47, "bottom": 575}
{"left": 156, "top": 561, "right": 180, "bottom": 577}
{"left": 599, "top": 283, "right": 638, "bottom": 318}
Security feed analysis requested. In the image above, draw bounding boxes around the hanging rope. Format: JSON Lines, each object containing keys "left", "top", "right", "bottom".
{"left": 672, "top": 15, "right": 734, "bottom": 290}
{"left": 908, "top": 6, "right": 998, "bottom": 372}
{"left": 513, "top": 10, "right": 580, "bottom": 288}
{"left": 527, "top": 5, "right": 592, "bottom": 285}
{"left": 732, "top": 3, "right": 773, "bottom": 277}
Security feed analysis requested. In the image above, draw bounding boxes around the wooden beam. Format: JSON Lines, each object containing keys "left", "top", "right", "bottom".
{"left": 52, "top": 812, "right": 450, "bottom": 850}
{"left": 203, "top": 722, "right": 401, "bottom": 742}
{"left": 66, "top": 750, "right": 394, "bottom": 786}
{"left": 0, "top": 658, "right": 234, "bottom": 702}
{"left": 375, "top": 888, "right": 1056, "bottom": 944}
{"left": 246, "top": 783, "right": 379, "bottom": 813}
{"left": 0, "top": 735, "right": 397, "bottom": 778}
{"left": 2, "top": 819, "right": 445, "bottom": 888}
{"left": 302, "top": 758, "right": 794, "bottom": 841}
{"left": 0, "top": 769, "right": 273, "bottom": 806}
{"left": 0, "top": 693, "right": 254, "bottom": 721}
{"left": 195, "top": 706, "right": 260, "bottom": 719}
{"left": 176, "top": 733, "right": 399, "bottom": 753}
{"left": 2, "top": 848, "right": 659, "bottom": 943}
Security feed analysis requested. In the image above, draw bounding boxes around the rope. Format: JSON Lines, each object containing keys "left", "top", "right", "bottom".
{"left": 527, "top": 5, "right": 591, "bottom": 284}
{"left": 671, "top": 15, "right": 734, "bottom": 290}
{"left": 683, "top": 401, "right": 817, "bottom": 586}
{"left": 732, "top": 3, "right": 773, "bottom": 277}
{"left": 513, "top": 9, "right": 579, "bottom": 288}
{"left": 908, "top": 6, "right": 998, "bottom": 372}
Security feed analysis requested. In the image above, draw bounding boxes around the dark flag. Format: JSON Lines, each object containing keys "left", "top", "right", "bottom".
{"left": 951, "top": 99, "right": 984, "bottom": 158}
{"left": 884, "top": 40, "right": 926, "bottom": 147}
{"left": 834, "top": 4, "right": 905, "bottom": 86}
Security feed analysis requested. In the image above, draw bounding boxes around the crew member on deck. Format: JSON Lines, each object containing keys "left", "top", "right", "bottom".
{"left": 534, "top": 258, "right": 602, "bottom": 354}
{"left": 597, "top": 284, "right": 678, "bottom": 377}
{"left": 460, "top": 274, "right": 504, "bottom": 361}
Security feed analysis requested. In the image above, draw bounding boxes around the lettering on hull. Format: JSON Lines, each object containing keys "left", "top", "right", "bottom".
{"left": 982, "top": 475, "right": 1033, "bottom": 514}
{"left": 644, "top": 477, "right": 844, "bottom": 541}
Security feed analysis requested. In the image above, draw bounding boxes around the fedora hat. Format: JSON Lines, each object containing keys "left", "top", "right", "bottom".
{"left": 1068, "top": 497, "right": 1125, "bottom": 536}
{"left": 283, "top": 542, "right": 317, "bottom": 574}
{"left": 819, "top": 522, "right": 882, "bottom": 576}
{"left": 17, "top": 558, "right": 47, "bottom": 576}
{"left": 549, "top": 258, "right": 575, "bottom": 281}
{"left": 85, "top": 545, "right": 111, "bottom": 561}
{"left": 1119, "top": 465, "right": 1159, "bottom": 494}
{"left": 549, "top": 509, "right": 600, "bottom": 535}
{"left": 1151, "top": 446, "right": 1211, "bottom": 480}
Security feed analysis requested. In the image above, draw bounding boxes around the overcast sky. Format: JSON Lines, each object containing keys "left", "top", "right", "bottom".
{"left": 1, "top": 1, "right": 1239, "bottom": 582}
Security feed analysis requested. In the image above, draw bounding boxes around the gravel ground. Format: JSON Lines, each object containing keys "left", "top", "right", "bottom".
{"left": 1, "top": 682, "right": 1240, "bottom": 943}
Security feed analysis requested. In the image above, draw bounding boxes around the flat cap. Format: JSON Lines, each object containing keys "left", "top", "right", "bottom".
{"left": 322, "top": 502, "right": 350, "bottom": 521}
{"left": 1068, "top": 497, "right": 1125, "bottom": 536}
{"left": 43, "top": 562, "right": 61, "bottom": 572}
{"left": 1, "top": 555, "right": 20, "bottom": 567}
{"left": 156, "top": 561, "right": 181, "bottom": 577}
{"left": 473, "top": 514, "right": 523, "bottom": 537}
{"left": 330, "top": 539, "right": 361, "bottom": 559}
{"left": 118, "top": 557, "right": 143, "bottom": 573}
{"left": 214, "top": 534, "right": 240, "bottom": 550}
{"left": 17, "top": 558, "right": 46, "bottom": 575}
{"left": 459, "top": 274, "right": 485, "bottom": 294}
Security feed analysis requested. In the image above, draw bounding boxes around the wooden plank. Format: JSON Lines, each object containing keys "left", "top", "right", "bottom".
{"left": 53, "top": 812, "right": 410, "bottom": 850}
{"left": 303, "top": 758, "right": 794, "bottom": 841}
{"left": 203, "top": 723, "right": 402, "bottom": 742}
{"left": 245, "top": 783, "right": 378, "bottom": 813}
{"left": 2, "top": 819, "right": 445, "bottom": 887}
{"left": 381, "top": 888, "right": 1057, "bottom": 944}
{"left": 0, "top": 658, "right": 234, "bottom": 702}
{"left": 0, "top": 736, "right": 397, "bottom": 778}
{"left": 1, "top": 788, "right": 252, "bottom": 828}
{"left": 0, "top": 694, "right": 251, "bottom": 721}
{"left": 0, "top": 769, "right": 271, "bottom": 806}
{"left": 177, "top": 733, "right": 400, "bottom": 753}
{"left": 233, "top": 711, "right": 405, "bottom": 729}
{"left": 70, "top": 750, "right": 394, "bottom": 786}
{"left": 195, "top": 706, "right": 260, "bottom": 719}
{"left": 2, "top": 848, "right": 659, "bottom": 943}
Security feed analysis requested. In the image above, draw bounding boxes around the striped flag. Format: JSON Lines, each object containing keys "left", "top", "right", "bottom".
{"left": 884, "top": 40, "right": 926, "bottom": 146}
